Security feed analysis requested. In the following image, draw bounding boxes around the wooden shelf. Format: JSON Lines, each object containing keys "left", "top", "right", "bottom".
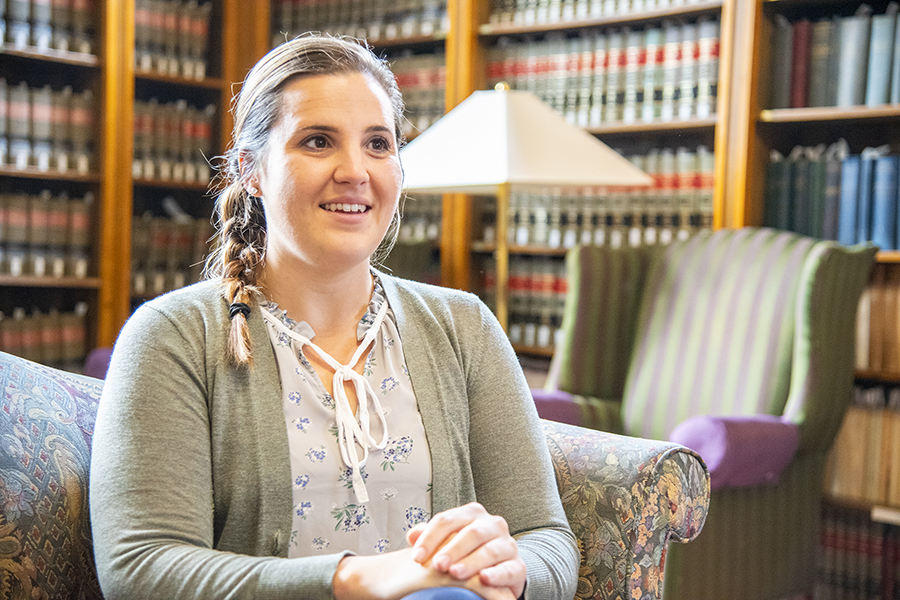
{"left": 369, "top": 33, "right": 447, "bottom": 49}
{"left": 480, "top": 0, "right": 724, "bottom": 36}
{"left": 134, "top": 71, "right": 227, "bottom": 90}
{"left": 0, "top": 166, "right": 101, "bottom": 183}
{"left": 0, "top": 43, "right": 100, "bottom": 67}
{"left": 877, "top": 251, "right": 900, "bottom": 264}
{"left": 855, "top": 370, "right": 900, "bottom": 382}
{"left": 871, "top": 505, "right": 900, "bottom": 526}
{"left": 0, "top": 275, "right": 101, "bottom": 289}
{"left": 471, "top": 242, "right": 569, "bottom": 256}
{"left": 513, "top": 343, "right": 555, "bottom": 357}
{"left": 133, "top": 178, "right": 212, "bottom": 192}
{"left": 586, "top": 117, "right": 718, "bottom": 136}
{"left": 759, "top": 105, "right": 900, "bottom": 124}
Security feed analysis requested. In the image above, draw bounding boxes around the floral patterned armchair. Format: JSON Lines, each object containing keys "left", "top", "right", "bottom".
{"left": 0, "top": 351, "right": 708, "bottom": 600}
{"left": 543, "top": 421, "right": 709, "bottom": 600}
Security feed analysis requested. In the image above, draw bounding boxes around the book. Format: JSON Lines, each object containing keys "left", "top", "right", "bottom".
{"left": 695, "top": 17, "right": 719, "bottom": 119}
{"left": 838, "top": 154, "right": 861, "bottom": 245}
{"left": 621, "top": 28, "right": 644, "bottom": 123}
{"left": 642, "top": 27, "right": 663, "bottom": 123}
{"left": 835, "top": 6, "right": 873, "bottom": 108}
{"left": 790, "top": 19, "right": 812, "bottom": 108}
{"left": 871, "top": 154, "right": 899, "bottom": 251}
{"left": 807, "top": 145, "right": 827, "bottom": 239}
{"left": 677, "top": 21, "right": 697, "bottom": 121}
{"left": 892, "top": 13, "right": 900, "bottom": 103}
{"left": 769, "top": 15, "right": 793, "bottom": 109}
{"left": 857, "top": 146, "right": 889, "bottom": 245}
{"left": 822, "top": 139, "right": 849, "bottom": 241}
{"left": 808, "top": 18, "right": 836, "bottom": 108}
{"left": 865, "top": 3, "right": 898, "bottom": 107}
{"left": 660, "top": 20, "right": 681, "bottom": 121}
{"left": 790, "top": 145, "right": 809, "bottom": 234}
{"left": 604, "top": 29, "right": 625, "bottom": 123}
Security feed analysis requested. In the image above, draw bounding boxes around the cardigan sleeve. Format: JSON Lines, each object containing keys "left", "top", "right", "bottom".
{"left": 89, "top": 299, "right": 351, "bottom": 600}
{"left": 464, "top": 301, "right": 580, "bottom": 600}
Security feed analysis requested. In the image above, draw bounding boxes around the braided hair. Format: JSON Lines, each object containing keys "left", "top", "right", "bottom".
{"left": 205, "top": 34, "right": 406, "bottom": 366}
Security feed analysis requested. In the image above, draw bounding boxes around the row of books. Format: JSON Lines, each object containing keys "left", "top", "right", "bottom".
{"left": 391, "top": 52, "right": 445, "bottom": 138}
{"left": 0, "top": 79, "right": 95, "bottom": 174}
{"left": 270, "top": 0, "right": 449, "bottom": 45}
{"left": 825, "top": 381, "right": 900, "bottom": 508}
{"left": 132, "top": 99, "right": 216, "bottom": 184}
{"left": 475, "top": 145, "right": 714, "bottom": 250}
{"left": 814, "top": 504, "right": 898, "bottom": 600}
{"left": 770, "top": 4, "right": 900, "bottom": 110}
{"left": 130, "top": 205, "right": 214, "bottom": 298}
{"left": 487, "top": 0, "right": 717, "bottom": 27}
{"left": 2, "top": 0, "right": 96, "bottom": 55}
{"left": 763, "top": 141, "right": 900, "bottom": 250}
{"left": 0, "top": 189, "right": 92, "bottom": 279}
{"left": 134, "top": 0, "right": 213, "bottom": 81}
{"left": 398, "top": 193, "right": 442, "bottom": 244}
{"left": 857, "top": 264, "right": 900, "bottom": 375}
{"left": 480, "top": 255, "right": 568, "bottom": 350}
{"left": 0, "top": 304, "right": 89, "bottom": 373}
{"left": 485, "top": 17, "right": 720, "bottom": 128}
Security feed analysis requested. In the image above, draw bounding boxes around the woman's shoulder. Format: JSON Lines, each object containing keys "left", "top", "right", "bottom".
{"left": 378, "top": 272, "right": 487, "bottom": 315}
{"left": 125, "top": 280, "right": 229, "bottom": 339}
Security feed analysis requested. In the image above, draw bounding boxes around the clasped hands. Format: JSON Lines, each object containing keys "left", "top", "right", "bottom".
{"left": 332, "top": 502, "right": 526, "bottom": 600}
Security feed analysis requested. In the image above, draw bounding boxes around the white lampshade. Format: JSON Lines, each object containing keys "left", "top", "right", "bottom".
{"left": 400, "top": 88, "right": 653, "bottom": 193}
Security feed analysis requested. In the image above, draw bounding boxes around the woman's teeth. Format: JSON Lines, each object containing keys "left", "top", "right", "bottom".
{"left": 322, "top": 203, "right": 368, "bottom": 213}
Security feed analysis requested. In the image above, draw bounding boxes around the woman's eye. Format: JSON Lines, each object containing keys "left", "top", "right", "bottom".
{"left": 369, "top": 137, "right": 392, "bottom": 152}
{"left": 302, "top": 136, "right": 328, "bottom": 149}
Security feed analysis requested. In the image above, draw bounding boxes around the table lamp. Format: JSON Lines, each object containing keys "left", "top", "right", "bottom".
{"left": 399, "top": 84, "right": 653, "bottom": 329}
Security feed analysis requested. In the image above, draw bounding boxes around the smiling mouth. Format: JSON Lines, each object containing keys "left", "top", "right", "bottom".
{"left": 321, "top": 203, "right": 370, "bottom": 214}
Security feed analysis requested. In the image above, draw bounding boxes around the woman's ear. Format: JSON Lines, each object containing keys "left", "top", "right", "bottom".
{"left": 238, "top": 151, "right": 260, "bottom": 197}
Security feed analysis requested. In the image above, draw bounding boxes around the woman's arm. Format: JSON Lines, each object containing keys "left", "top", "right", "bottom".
{"left": 404, "top": 298, "right": 580, "bottom": 600}
{"left": 89, "top": 301, "right": 348, "bottom": 600}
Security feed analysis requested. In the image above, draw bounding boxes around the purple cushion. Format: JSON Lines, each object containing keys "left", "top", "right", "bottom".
{"left": 531, "top": 389, "right": 583, "bottom": 427}
{"left": 84, "top": 347, "right": 113, "bottom": 379}
{"left": 669, "top": 414, "right": 800, "bottom": 490}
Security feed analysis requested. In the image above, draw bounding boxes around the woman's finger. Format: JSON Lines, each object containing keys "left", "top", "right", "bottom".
{"left": 411, "top": 502, "right": 489, "bottom": 564}
{"left": 444, "top": 536, "right": 519, "bottom": 581}
{"left": 479, "top": 559, "right": 527, "bottom": 598}
{"left": 432, "top": 514, "right": 510, "bottom": 573}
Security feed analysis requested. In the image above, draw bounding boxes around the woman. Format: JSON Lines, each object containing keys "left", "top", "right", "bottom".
{"left": 89, "top": 34, "right": 579, "bottom": 600}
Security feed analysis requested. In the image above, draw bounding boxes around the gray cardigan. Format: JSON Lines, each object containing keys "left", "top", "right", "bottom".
{"left": 89, "top": 275, "right": 579, "bottom": 600}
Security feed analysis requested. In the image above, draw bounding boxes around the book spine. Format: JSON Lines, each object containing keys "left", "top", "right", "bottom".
{"left": 677, "top": 21, "right": 697, "bottom": 121}
{"left": 660, "top": 20, "right": 681, "bottom": 121}
{"left": 835, "top": 13, "right": 873, "bottom": 108}
{"left": 838, "top": 155, "right": 861, "bottom": 245}
{"left": 790, "top": 19, "right": 812, "bottom": 108}
{"left": 769, "top": 15, "right": 793, "bottom": 109}
{"left": 865, "top": 11, "right": 897, "bottom": 106}
{"left": 695, "top": 17, "right": 719, "bottom": 119}
{"left": 871, "top": 155, "right": 899, "bottom": 251}
{"left": 808, "top": 19, "right": 835, "bottom": 108}
{"left": 642, "top": 27, "right": 663, "bottom": 122}
{"left": 857, "top": 150, "right": 879, "bottom": 245}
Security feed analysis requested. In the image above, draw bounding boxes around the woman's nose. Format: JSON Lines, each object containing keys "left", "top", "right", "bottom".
{"left": 333, "top": 148, "right": 370, "bottom": 185}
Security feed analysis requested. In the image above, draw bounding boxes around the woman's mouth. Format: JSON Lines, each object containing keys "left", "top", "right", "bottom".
{"left": 321, "top": 203, "right": 370, "bottom": 214}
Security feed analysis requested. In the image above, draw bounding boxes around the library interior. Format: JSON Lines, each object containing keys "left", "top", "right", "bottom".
{"left": 1, "top": 0, "right": 899, "bottom": 599}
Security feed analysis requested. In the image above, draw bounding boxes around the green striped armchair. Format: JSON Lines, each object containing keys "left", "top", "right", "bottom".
{"left": 535, "top": 228, "right": 877, "bottom": 600}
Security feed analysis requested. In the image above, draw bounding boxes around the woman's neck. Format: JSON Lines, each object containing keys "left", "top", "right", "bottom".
{"left": 260, "top": 257, "right": 374, "bottom": 341}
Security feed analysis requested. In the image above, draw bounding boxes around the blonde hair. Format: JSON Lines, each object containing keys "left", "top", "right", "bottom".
{"left": 205, "top": 34, "right": 406, "bottom": 366}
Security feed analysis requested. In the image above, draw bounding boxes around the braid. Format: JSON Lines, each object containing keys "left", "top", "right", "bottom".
{"left": 205, "top": 182, "right": 266, "bottom": 366}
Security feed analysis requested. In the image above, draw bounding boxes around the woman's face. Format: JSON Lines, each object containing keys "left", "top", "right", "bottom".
{"left": 253, "top": 72, "right": 402, "bottom": 274}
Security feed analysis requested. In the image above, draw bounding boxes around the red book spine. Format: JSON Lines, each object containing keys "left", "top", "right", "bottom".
{"left": 790, "top": 19, "right": 812, "bottom": 109}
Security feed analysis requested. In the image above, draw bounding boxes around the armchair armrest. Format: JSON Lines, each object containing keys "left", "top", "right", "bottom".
{"left": 542, "top": 420, "right": 709, "bottom": 600}
{"left": 532, "top": 389, "right": 624, "bottom": 433}
{"left": 669, "top": 414, "right": 800, "bottom": 490}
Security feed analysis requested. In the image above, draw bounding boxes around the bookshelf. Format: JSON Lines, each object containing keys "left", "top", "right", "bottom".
{"left": 437, "top": 0, "right": 735, "bottom": 356}
{"left": 0, "top": 0, "right": 271, "bottom": 370}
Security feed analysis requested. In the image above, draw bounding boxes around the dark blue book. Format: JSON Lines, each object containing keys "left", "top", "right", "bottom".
{"left": 792, "top": 147, "right": 812, "bottom": 235}
{"left": 838, "top": 155, "right": 860, "bottom": 245}
{"left": 856, "top": 148, "right": 883, "bottom": 244}
{"left": 764, "top": 151, "right": 790, "bottom": 229}
{"left": 808, "top": 150, "right": 827, "bottom": 238}
{"left": 823, "top": 140, "right": 849, "bottom": 240}
{"left": 872, "top": 155, "right": 899, "bottom": 249}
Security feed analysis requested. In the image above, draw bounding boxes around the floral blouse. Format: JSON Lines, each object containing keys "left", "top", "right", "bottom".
{"left": 260, "top": 279, "right": 433, "bottom": 558}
